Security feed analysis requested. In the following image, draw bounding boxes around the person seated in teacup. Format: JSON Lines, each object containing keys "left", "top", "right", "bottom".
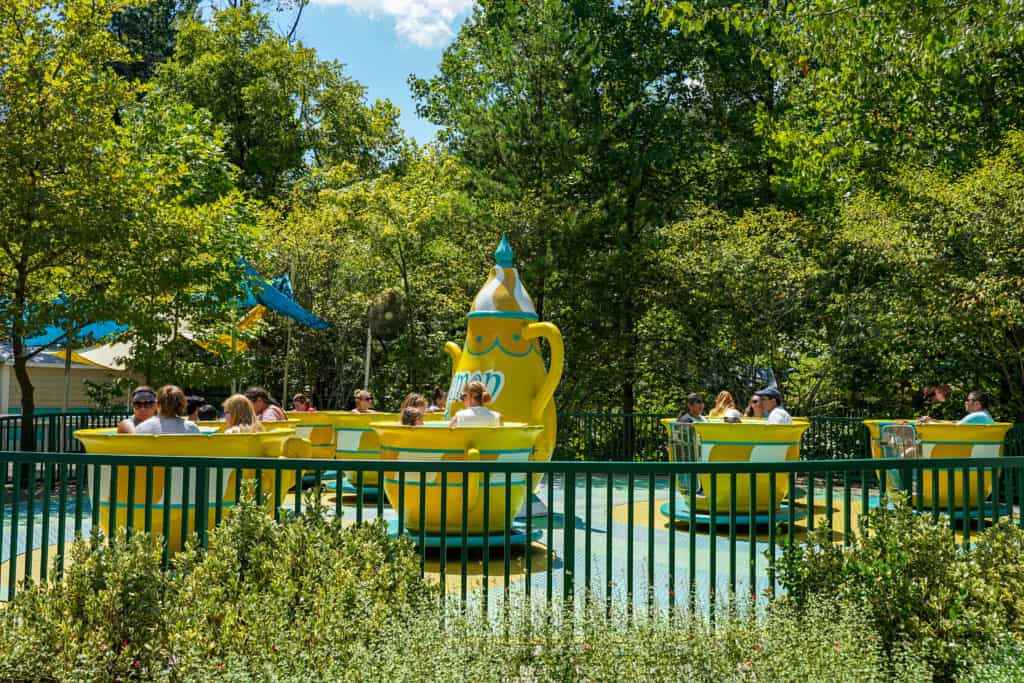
{"left": 223, "top": 394, "right": 264, "bottom": 434}
{"left": 918, "top": 390, "right": 994, "bottom": 425}
{"left": 118, "top": 386, "right": 157, "bottom": 434}
{"left": 401, "top": 406, "right": 425, "bottom": 426}
{"left": 292, "top": 393, "right": 315, "bottom": 412}
{"left": 427, "top": 386, "right": 446, "bottom": 413}
{"left": 135, "top": 385, "right": 201, "bottom": 434}
{"left": 186, "top": 394, "right": 206, "bottom": 422}
{"left": 743, "top": 395, "right": 764, "bottom": 419}
{"left": 676, "top": 392, "right": 707, "bottom": 424}
{"left": 197, "top": 404, "right": 219, "bottom": 421}
{"left": 244, "top": 386, "right": 286, "bottom": 421}
{"left": 708, "top": 390, "right": 742, "bottom": 421}
{"left": 754, "top": 388, "right": 793, "bottom": 425}
{"left": 450, "top": 381, "right": 503, "bottom": 427}
{"left": 400, "top": 392, "right": 428, "bottom": 414}
{"left": 351, "top": 389, "right": 377, "bottom": 414}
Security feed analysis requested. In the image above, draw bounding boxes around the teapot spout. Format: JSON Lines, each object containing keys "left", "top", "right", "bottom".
{"left": 444, "top": 341, "right": 462, "bottom": 369}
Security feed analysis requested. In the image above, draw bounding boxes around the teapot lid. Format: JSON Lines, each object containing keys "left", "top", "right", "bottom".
{"left": 468, "top": 234, "right": 538, "bottom": 320}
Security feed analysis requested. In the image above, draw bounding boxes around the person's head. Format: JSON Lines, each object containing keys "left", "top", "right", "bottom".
{"left": 754, "top": 388, "right": 783, "bottom": 414}
{"left": 685, "top": 392, "right": 704, "bottom": 417}
{"left": 223, "top": 394, "right": 258, "bottom": 428}
{"left": 130, "top": 386, "right": 157, "bottom": 422}
{"left": 353, "top": 389, "right": 373, "bottom": 412}
{"left": 244, "top": 387, "right": 273, "bottom": 413}
{"left": 966, "top": 390, "right": 990, "bottom": 412}
{"left": 197, "top": 404, "right": 219, "bottom": 421}
{"left": 710, "top": 390, "right": 735, "bottom": 415}
{"left": 462, "top": 381, "right": 490, "bottom": 408}
{"left": 155, "top": 385, "right": 187, "bottom": 418}
{"left": 292, "top": 393, "right": 310, "bottom": 411}
{"left": 400, "top": 392, "right": 428, "bottom": 412}
{"left": 401, "top": 406, "right": 424, "bottom": 426}
{"left": 432, "top": 386, "right": 447, "bottom": 408}
{"left": 186, "top": 395, "right": 205, "bottom": 419}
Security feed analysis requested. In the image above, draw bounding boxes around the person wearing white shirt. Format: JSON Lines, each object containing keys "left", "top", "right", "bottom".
{"left": 920, "top": 390, "right": 995, "bottom": 425}
{"left": 755, "top": 388, "right": 793, "bottom": 425}
{"left": 134, "top": 385, "right": 201, "bottom": 434}
{"left": 450, "top": 380, "right": 503, "bottom": 427}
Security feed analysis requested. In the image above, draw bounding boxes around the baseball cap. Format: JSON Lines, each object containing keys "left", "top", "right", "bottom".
{"left": 754, "top": 388, "right": 783, "bottom": 403}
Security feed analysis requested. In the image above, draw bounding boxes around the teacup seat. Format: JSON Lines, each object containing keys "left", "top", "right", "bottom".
{"left": 74, "top": 427, "right": 310, "bottom": 551}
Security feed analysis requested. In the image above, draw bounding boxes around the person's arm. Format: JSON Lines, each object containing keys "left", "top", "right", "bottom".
{"left": 117, "top": 419, "right": 134, "bottom": 434}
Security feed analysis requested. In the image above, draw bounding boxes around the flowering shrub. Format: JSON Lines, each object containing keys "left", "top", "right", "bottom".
{"left": 773, "top": 495, "right": 1024, "bottom": 679}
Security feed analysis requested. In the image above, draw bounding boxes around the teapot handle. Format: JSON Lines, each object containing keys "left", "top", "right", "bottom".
{"left": 522, "top": 322, "right": 564, "bottom": 423}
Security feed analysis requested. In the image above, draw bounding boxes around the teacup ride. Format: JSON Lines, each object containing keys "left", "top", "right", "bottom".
{"left": 283, "top": 411, "right": 353, "bottom": 489}
{"left": 74, "top": 427, "right": 311, "bottom": 552}
{"left": 332, "top": 411, "right": 445, "bottom": 497}
{"left": 659, "top": 418, "right": 810, "bottom": 525}
{"left": 371, "top": 421, "right": 545, "bottom": 547}
{"left": 864, "top": 420, "right": 1013, "bottom": 518}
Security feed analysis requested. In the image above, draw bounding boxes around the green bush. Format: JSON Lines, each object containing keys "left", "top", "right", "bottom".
{"left": 350, "top": 594, "right": 927, "bottom": 682}
{"left": 772, "top": 495, "right": 1024, "bottom": 679}
{"left": 0, "top": 490, "right": 436, "bottom": 681}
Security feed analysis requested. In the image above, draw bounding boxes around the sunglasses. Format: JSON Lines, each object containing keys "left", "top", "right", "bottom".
{"left": 750, "top": 399, "right": 760, "bottom": 404}
{"left": 133, "top": 400, "right": 155, "bottom": 407}
{"left": 360, "top": 396, "right": 373, "bottom": 401}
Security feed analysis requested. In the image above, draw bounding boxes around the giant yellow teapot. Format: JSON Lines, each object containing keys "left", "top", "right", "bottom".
{"left": 443, "top": 235, "right": 564, "bottom": 466}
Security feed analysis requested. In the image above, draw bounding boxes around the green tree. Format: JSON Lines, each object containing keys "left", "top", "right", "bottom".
{"left": 109, "top": 0, "right": 200, "bottom": 82}
{"left": 413, "top": 0, "right": 762, "bottom": 413}
{"left": 251, "top": 149, "right": 494, "bottom": 409}
{"left": 662, "top": 0, "right": 1024, "bottom": 208}
{"left": 0, "top": 0, "right": 253, "bottom": 447}
{"left": 157, "top": 1, "right": 401, "bottom": 199}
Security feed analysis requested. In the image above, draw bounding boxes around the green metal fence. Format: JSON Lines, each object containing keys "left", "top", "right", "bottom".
{"left": 1, "top": 449, "right": 1021, "bottom": 614}
{"left": 0, "top": 411, "right": 127, "bottom": 453}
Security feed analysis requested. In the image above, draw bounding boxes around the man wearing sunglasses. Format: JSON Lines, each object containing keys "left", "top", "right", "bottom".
{"left": 754, "top": 388, "right": 793, "bottom": 425}
{"left": 117, "top": 386, "right": 157, "bottom": 434}
{"left": 676, "top": 392, "right": 707, "bottom": 424}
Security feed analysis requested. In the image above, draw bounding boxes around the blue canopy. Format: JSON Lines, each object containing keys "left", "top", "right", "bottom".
{"left": 23, "top": 320, "right": 129, "bottom": 348}
{"left": 239, "top": 261, "right": 329, "bottom": 330}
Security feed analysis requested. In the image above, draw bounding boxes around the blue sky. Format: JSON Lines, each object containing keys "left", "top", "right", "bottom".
{"left": 277, "top": 1, "right": 474, "bottom": 143}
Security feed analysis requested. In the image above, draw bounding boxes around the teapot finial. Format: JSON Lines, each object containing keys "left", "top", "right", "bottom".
{"left": 494, "top": 234, "right": 514, "bottom": 267}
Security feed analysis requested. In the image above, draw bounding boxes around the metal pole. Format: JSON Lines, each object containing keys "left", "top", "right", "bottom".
{"left": 62, "top": 323, "right": 72, "bottom": 413}
{"left": 363, "top": 322, "right": 371, "bottom": 389}
{"left": 282, "top": 264, "right": 295, "bottom": 403}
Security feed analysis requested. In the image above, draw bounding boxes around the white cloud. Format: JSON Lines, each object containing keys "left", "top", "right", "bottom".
{"left": 311, "top": 0, "right": 474, "bottom": 48}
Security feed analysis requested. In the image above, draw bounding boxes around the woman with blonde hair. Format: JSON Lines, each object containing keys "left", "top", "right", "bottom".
{"left": 450, "top": 381, "right": 503, "bottom": 427}
{"left": 708, "top": 391, "right": 743, "bottom": 420}
{"left": 400, "top": 392, "right": 428, "bottom": 413}
{"left": 223, "top": 394, "right": 264, "bottom": 434}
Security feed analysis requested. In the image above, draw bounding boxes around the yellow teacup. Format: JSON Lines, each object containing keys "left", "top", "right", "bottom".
{"left": 372, "top": 422, "right": 544, "bottom": 534}
{"left": 335, "top": 412, "right": 444, "bottom": 488}
{"left": 661, "top": 419, "right": 809, "bottom": 516}
{"left": 864, "top": 420, "right": 1012, "bottom": 508}
{"left": 74, "top": 428, "right": 310, "bottom": 551}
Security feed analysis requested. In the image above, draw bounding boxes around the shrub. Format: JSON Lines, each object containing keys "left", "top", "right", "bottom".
{"left": 0, "top": 488, "right": 436, "bottom": 681}
{"left": 772, "top": 495, "right": 1024, "bottom": 678}
{"left": 0, "top": 529, "right": 172, "bottom": 681}
{"left": 350, "top": 594, "right": 926, "bottom": 682}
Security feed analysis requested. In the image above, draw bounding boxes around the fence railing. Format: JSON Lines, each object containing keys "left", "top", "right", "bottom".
{"left": 0, "top": 411, "right": 127, "bottom": 453}
{"left": 1, "top": 450, "right": 1022, "bottom": 614}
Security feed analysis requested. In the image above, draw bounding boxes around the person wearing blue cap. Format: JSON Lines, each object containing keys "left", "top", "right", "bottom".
{"left": 754, "top": 388, "right": 793, "bottom": 424}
